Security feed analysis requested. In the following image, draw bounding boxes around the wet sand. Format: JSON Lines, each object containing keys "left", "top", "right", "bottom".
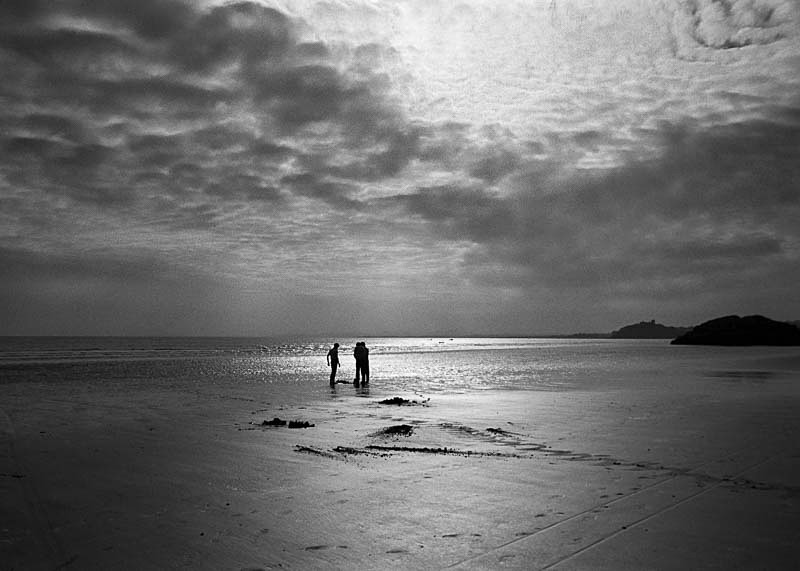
{"left": 2, "top": 375, "right": 799, "bottom": 570}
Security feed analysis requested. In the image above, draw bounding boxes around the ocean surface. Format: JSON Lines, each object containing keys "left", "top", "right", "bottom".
{"left": 2, "top": 336, "right": 800, "bottom": 398}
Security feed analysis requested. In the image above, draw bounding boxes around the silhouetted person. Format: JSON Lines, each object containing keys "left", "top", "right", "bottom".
{"left": 327, "top": 343, "right": 340, "bottom": 385}
{"left": 354, "top": 341, "right": 369, "bottom": 385}
{"left": 361, "top": 342, "right": 370, "bottom": 384}
{"left": 353, "top": 342, "right": 363, "bottom": 385}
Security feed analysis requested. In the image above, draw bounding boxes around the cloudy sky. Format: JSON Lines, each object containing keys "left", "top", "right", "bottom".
{"left": 1, "top": 0, "right": 798, "bottom": 336}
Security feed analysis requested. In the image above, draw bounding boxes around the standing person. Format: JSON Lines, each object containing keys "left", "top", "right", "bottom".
{"left": 353, "top": 341, "right": 369, "bottom": 386}
{"left": 361, "top": 342, "right": 370, "bottom": 385}
{"left": 327, "top": 343, "right": 340, "bottom": 385}
{"left": 353, "top": 341, "right": 367, "bottom": 386}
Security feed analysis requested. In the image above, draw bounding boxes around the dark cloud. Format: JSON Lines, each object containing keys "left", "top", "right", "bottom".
{"left": 0, "top": 0, "right": 422, "bottom": 224}
{"left": 4, "top": 136, "right": 60, "bottom": 158}
{"left": 413, "top": 122, "right": 524, "bottom": 184}
{"left": 645, "top": 113, "right": 800, "bottom": 219}
{"left": 257, "top": 64, "right": 350, "bottom": 129}
{"left": 468, "top": 147, "right": 521, "bottom": 183}
{"left": 398, "top": 184, "right": 514, "bottom": 242}
{"left": 393, "top": 111, "right": 800, "bottom": 311}
{"left": 96, "top": 77, "right": 233, "bottom": 117}
{"left": 295, "top": 41, "right": 330, "bottom": 60}
{"left": 571, "top": 130, "right": 605, "bottom": 151}
{"left": 2, "top": 134, "right": 127, "bottom": 206}
{"left": 2, "top": 0, "right": 428, "bottom": 198}
{"left": 2, "top": 0, "right": 47, "bottom": 22}
{"left": 2, "top": 27, "right": 137, "bottom": 74}
{"left": 249, "top": 139, "right": 293, "bottom": 160}
{"left": 648, "top": 234, "right": 783, "bottom": 264}
{"left": 322, "top": 126, "right": 425, "bottom": 181}
{"left": 72, "top": 0, "right": 195, "bottom": 41}
{"left": 251, "top": 62, "right": 406, "bottom": 145}
{"left": 281, "top": 173, "right": 363, "bottom": 210}
{"left": 0, "top": 0, "right": 192, "bottom": 41}
{"left": 127, "top": 133, "right": 188, "bottom": 169}
{"left": 1, "top": 0, "right": 291, "bottom": 74}
{"left": 21, "top": 113, "right": 97, "bottom": 145}
{"left": 416, "top": 121, "right": 472, "bottom": 164}
{"left": 169, "top": 2, "right": 294, "bottom": 71}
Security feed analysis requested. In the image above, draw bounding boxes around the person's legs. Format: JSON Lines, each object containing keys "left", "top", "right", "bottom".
{"left": 330, "top": 363, "right": 337, "bottom": 384}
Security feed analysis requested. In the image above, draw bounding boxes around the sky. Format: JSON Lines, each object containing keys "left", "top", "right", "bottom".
{"left": 1, "top": 0, "right": 798, "bottom": 336}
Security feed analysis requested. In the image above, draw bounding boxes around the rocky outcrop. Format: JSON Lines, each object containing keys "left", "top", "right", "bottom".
{"left": 671, "top": 315, "right": 800, "bottom": 346}
{"left": 610, "top": 320, "right": 689, "bottom": 339}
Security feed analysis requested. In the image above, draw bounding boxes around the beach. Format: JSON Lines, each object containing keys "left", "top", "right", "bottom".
{"left": 2, "top": 338, "right": 799, "bottom": 569}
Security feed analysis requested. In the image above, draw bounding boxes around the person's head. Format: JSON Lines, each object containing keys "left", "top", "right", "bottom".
{"left": 333, "top": 343, "right": 339, "bottom": 348}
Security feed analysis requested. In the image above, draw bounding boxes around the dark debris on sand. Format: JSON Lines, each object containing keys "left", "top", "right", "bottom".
{"left": 294, "top": 445, "right": 339, "bottom": 458}
{"left": 486, "top": 427, "right": 519, "bottom": 436}
{"left": 364, "top": 445, "right": 519, "bottom": 458}
{"left": 333, "top": 446, "right": 390, "bottom": 457}
{"left": 378, "top": 396, "right": 429, "bottom": 406}
{"left": 259, "top": 418, "right": 315, "bottom": 428}
{"left": 294, "top": 445, "right": 389, "bottom": 460}
{"left": 371, "top": 424, "right": 414, "bottom": 437}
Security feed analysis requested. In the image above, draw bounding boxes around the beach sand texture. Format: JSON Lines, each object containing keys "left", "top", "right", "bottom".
{"left": 2, "top": 344, "right": 800, "bottom": 570}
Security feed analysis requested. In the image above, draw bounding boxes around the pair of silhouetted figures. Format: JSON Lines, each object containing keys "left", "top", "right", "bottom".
{"left": 327, "top": 342, "right": 369, "bottom": 386}
{"left": 353, "top": 341, "right": 369, "bottom": 386}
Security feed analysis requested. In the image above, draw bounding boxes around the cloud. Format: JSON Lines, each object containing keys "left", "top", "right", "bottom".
{"left": 169, "top": 2, "right": 294, "bottom": 71}
{"left": 280, "top": 172, "right": 362, "bottom": 210}
{"left": 1, "top": 0, "right": 798, "bottom": 334}
{"left": 391, "top": 108, "right": 800, "bottom": 312}
{"left": 667, "top": 0, "right": 800, "bottom": 65}
{"left": 0, "top": 0, "right": 419, "bottom": 215}
{"left": 0, "top": 244, "right": 185, "bottom": 283}
{"left": 682, "top": 0, "right": 797, "bottom": 49}
{"left": 396, "top": 184, "right": 514, "bottom": 243}
{"left": 19, "top": 113, "right": 97, "bottom": 145}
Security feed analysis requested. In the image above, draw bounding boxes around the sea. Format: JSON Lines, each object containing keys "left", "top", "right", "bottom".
{"left": 2, "top": 336, "right": 799, "bottom": 398}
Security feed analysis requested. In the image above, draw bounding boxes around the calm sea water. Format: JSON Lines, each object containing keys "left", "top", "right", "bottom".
{"left": 2, "top": 336, "right": 799, "bottom": 397}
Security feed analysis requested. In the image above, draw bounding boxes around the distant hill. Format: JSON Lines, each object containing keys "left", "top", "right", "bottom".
{"left": 671, "top": 315, "right": 800, "bottom": 346}
{"left": 610, "top": 320, "right": 690, "bottom": 339}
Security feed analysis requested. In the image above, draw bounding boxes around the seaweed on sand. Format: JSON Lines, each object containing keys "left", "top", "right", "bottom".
{"left": 371, "top": 424, "right": 414, "bottom": 437}
{"left": 260, "top": 418, "right": 314, "bottom": 428}
{"left": 378, "top": 396, "right": 429, "bottom": 406}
